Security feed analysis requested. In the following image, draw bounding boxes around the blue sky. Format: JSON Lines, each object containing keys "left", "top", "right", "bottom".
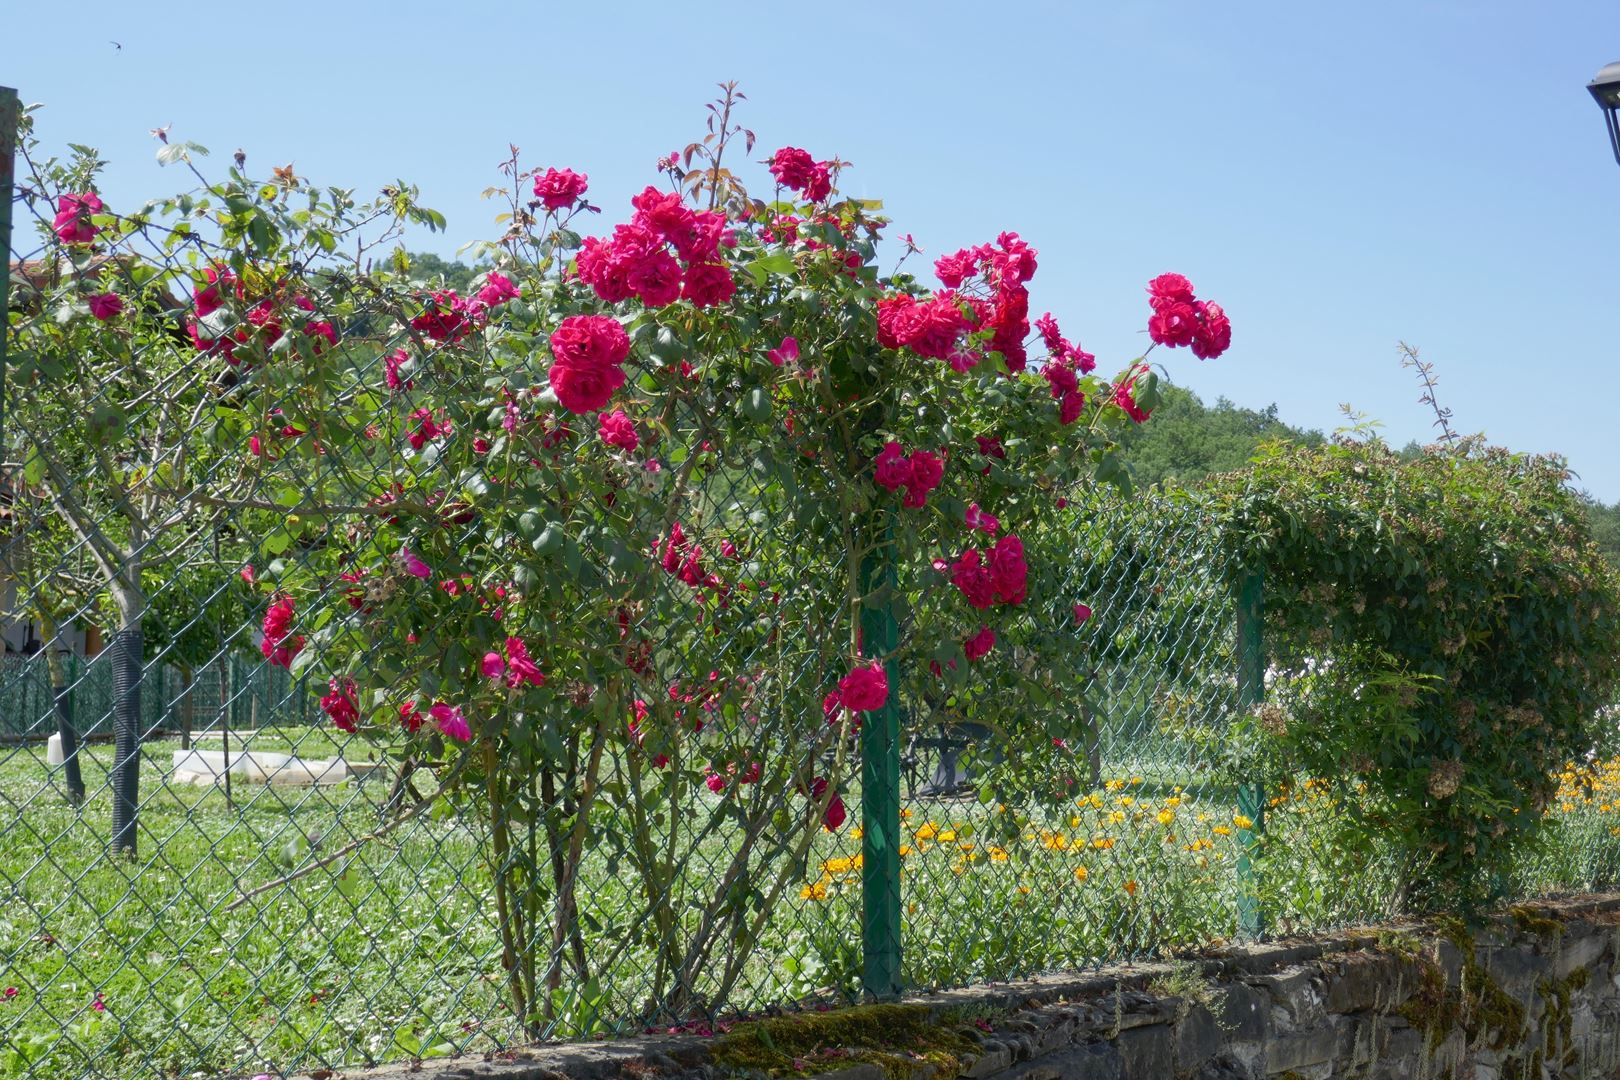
{"left": 9, "top": 1, "right": 1620, "bottom": 499}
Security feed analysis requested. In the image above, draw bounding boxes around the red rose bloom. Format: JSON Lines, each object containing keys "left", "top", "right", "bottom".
{"left": 951, "top": 549, "right": 997, "bottom": 610}
{"left": 964, "top": 625, "right": 996, "bottom": 661}
{"left": 534, "top": 167, "right": 589, "bottom": 211}
{"left": 550, "top": 314, "right": 631, "bottom": 367}
{"left": 873, "top": 441, "right": 912, "bottom": 491}
{"left": 838, "top": 661, "right": 889, "bottom": 712}
{"left": 681, "top": 262, "right": 736, "bottom": 308}
{"left": 769, "top": 147, "right": 817, "bottom": 190}
{"left": 1147, "top": 272, "right": 1196, "bottom": 306}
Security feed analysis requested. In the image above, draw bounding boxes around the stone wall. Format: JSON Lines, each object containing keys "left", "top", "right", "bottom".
{"left": 334, "top": 894, "right": 1620, "bottom": 1080}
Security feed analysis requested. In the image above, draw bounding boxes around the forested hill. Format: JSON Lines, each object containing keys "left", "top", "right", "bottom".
{"left": 1115, "top": 383, "right": 1325, "bottom": 490}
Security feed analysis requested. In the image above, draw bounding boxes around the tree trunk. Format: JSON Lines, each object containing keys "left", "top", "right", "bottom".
{"left": 109, "top": 579, "right": 145, "bottom": 856}
{"left": 40, "top": 616, "right": 84, "bottom": 805}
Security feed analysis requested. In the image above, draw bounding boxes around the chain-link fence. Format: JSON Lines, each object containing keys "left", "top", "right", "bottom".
{"left": 5, "top": 84, "right": 1620, "bottom": 1080}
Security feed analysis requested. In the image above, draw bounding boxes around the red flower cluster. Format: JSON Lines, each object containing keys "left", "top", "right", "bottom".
{"left": 320, "top": 677, "right": 359, "bottom": 733}
{"left": 836, "top": 661, "right": 889, "bottom": 712}
{"left": 657, "top": 521, "right": 726, "bottom": 596}
{"left": 1114, "top": 364, "right": 1152, "bottom": 424}
{"left": 1035, "top": 313, "right": 1094, "bottom": 426}
{"left": 950, "top": 534, "right": 1027, "bottom": 609}
{"left": 576, "top": 186, "right": 735, "bottom": 309}
{"left": 533, "top": 167, "right": 589, "bottom": 211}
{"left": 872, "top": 442, "right": 944, "bottom": 508}
{"left": 484, "top": 636, "right": 546, "bottom": 689}
{"left": 878, "top": 233, "right": 1038, "bottom": 372}
{"left": 189, "top": 268, "right": 335, "bottom": 364}
{"left": 547, "top": 314, "right": 632, "bottom": 414}
{"left": 1145, "top": 273, "right": 1231, "bottom": 359}
{"left": 261, "top": 596, "right": 304, "bottom": 669}
{"left": 54, "top": 192, "right": 103, "bottom": 245}
{"left": 768, "top": 147, "right": 834, "bottom": 202}
{"left": 963, "top": 625, "right": 996, "bottom": 661}
{"left": 597, "top": 409, "right": 639, "bottom": 451}
{"left": 805, "top": 776, "right": 847, "bottom": 832}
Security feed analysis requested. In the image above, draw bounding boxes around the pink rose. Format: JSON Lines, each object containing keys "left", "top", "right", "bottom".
{"left": 402, "top": 551, "right": 432, "bottom": 579}
{"left": 626, "top": 247, "right": 684, "bottom": 308}
{"left": 951, "top": 550, "right": 997, "bottom": 610}
{"left": 802, "top": 162, "right": 832, "bottom": 202}
{"left": 903, "top": 451, "right": 944, "bottom": 508}
{"left": 965, "top": 503, "right": 1000, "bottom": 534}
{"left": 1074, "top": 603, "right": 1092, "bottom": 625}
{"left": 934, "top": 249, "right": 979, "bottom": 289}
{"left": 429, "top": 703, "right": 471, "bottom": 743}
{"left": 411, "top": 289, "right": 477, "bottom": 344}
{"left": 598, "top": 409, "right": 639, "bottom": 452}
{"left": 482, "top": 652, "right": 506, "bottom": 679}
{"left": 53, "top": 192, "right": 104, "bottom": 244}
{"left": 534, "top": 167, "right": 589, "bottom": 210}
{"left": 87, "top": 293, "right": 123, "bottom": 320}
{"left": 1191, "top": 301, "right": 1232, "bottom": 360}
{"left": 320, "top": 678, "right": 360, "bottom": 733}
{"left": 837, "top": 661, "right": 888, "bottom": 713}
{"left": 681, "top": 261, "right": 736, "bottom": 308}
{"left": 768, "top": 147, "right": 816, "bottom": 190}
{"left": 705, "top": 771, "right": 726, "bottom": 794}
{"left": 1147, "top": 272, "right": 1196, "bottom": 306}
{"left": 806, "top": 776, "right": 848, "bottom": 832}
{"left": 767, "top": 336, "right": 799, "bottom": 367}
{"left": 549, "top": 314, "right": 630, "bottom": 368}
{"left": 873, "top": 441, "right": 912, "bottom": 491}
{"left": 1147, "top": 301, "right": 1198, "bottom": 348}
{"left": 964, "top": 625, "right": 996, "bottom": 661}
{"left": 550, "top": 358, "right": 627, "bottom": 414}
{"left": 989, "top": 534, "right": 1027, "bottom": 605}
{"left": 630, "top": 185, "right": 696, "bottom": 242}
{"left": 503, "top": 637, "right": 545, "bottom": 688}
{"left": 475, "top": 271, "right": 520, "bottom": 309}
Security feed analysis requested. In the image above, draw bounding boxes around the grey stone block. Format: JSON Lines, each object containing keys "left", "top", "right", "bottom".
{"left": 962, "top": 1042, "right": 1013, "bottom": 1079}
{"left": 1215, "top": 983, "right": 1270, "bottom": 1044}
{"left": 1115, "top": 1024, "right": 1174, "bottom": 1078}
{"left": 1174, "top": 1006, "right": 1221, "bottom": 1075}
{"left": 1193, "top": 1051, "right": 1257, "bottom": 1080}
{"left": 998, "top": 1043, "right": 1122, "bottom": 1080}
{"left": 1262, "top": 1027, "right": 1336, "bottom": 1074}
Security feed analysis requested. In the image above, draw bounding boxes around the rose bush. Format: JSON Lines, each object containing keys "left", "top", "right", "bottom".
{"left": 10, "top": 87, "right": 1229, "bottom": 1031}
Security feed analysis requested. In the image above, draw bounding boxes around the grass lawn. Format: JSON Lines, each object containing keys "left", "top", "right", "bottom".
{"left": 3, "top": 729, "right": 1618, "bottom": 1080}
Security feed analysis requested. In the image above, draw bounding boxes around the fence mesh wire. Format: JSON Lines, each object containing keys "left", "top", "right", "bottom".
{"left": 4, "top": 104, "right": 1620, "bottom": 1080}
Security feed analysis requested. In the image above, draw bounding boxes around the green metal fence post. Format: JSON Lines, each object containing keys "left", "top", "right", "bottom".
{"left": 859, "top": 531, "right": 902, "bottom": 1000}
{"left": 1, "top": 85, "right": 19, "bottom": 451}
{"left": 1235, "top": 569, "right": 1267, "bottom": 938}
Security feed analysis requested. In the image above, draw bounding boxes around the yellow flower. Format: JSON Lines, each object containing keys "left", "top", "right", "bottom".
{"left": 1123, "top": 879, "right": 1139, "bottom": 897}
{"left": 1087, "top": 794, "right": 1105, "bottom": 808}
{"left": 938, "top": 829, "right": 958, "bottom": 843}
{"left": 1073, "top": 865, "right": 1089, "bottom": 883}
{"left": 899, "top": 844, "right": 913, "bottom": 857}
{"left": 1041, "top": 831, "right": 1070, "bottom": 851}
{"left": 1017, "top": 885, "right": 1032, "bottom": 895}
{"left": 1233, "top": 814, "right": 1255, "bottom": 830}
{"left": 1069, "top": 815, "right": 1081, "bottom": 828}
{"left": 1117, "top": 796, "right": 1134, "bottom": 808}
{"left": 1107, "top": 811, "right": 1126, "bottom": 826}
{"left": 1129, "top": 776, "right": 1144, "bottom": 786}
{"left": 1212, "top": 825, "right": 1232, "bottom": 837}
{"left": 822, "top": 856, "right": 855, "bottom": 875}
{"left": 915, "top": 822, "right": 939, "bottom": 841}
{"left": 1105, "top": 779, "right": 1126, "bottom": 791}
{"left": 1165, "top": 796, "right": 1182, "bottom": 808}
{"left": 800, "top": 877, "right": 829, "bottom": 901}
{"left": 901, "top": 808, "right": 913, "bottom": 820}
{"left": 1092, "top": 837, "right": 1116, "bottom": 849}
{"left": 851, "top": 826, "right": 865, "bottom": 840}
{"left": 989, "top": 845, "right": 1010, "bottom": 862}
{"left": 1156, "top": 809, "right": 1176, "bottom": 827}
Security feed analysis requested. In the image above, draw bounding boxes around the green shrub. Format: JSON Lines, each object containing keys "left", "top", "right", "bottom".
{"left": 1202, "top": 436, "right": 1620, "bottom": 912}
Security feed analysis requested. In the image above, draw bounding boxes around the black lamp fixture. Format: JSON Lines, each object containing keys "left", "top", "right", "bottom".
{"left": 1590, "top": 61, "right": 1620, "bottom": 167}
